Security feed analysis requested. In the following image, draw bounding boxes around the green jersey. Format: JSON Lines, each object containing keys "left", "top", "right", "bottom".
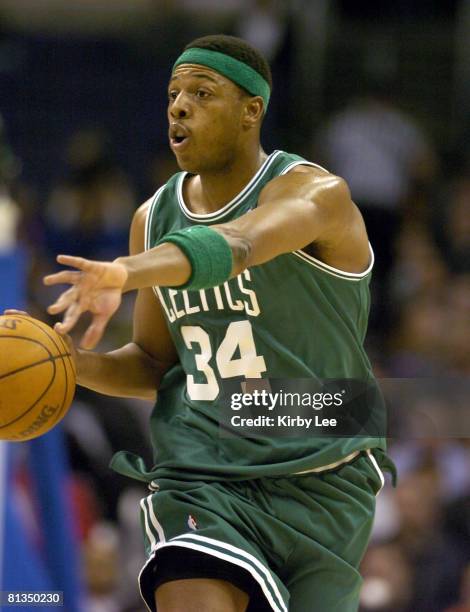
{"left": 111, "top": 150, "right": 386, "bottom": 483}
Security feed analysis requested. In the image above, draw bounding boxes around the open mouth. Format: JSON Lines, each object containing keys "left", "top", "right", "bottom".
{"left": 169, "top": 123, "right": 190, "bottom": 149}
{"left": 170, "top": 134, "right": 190, "bottom": 150}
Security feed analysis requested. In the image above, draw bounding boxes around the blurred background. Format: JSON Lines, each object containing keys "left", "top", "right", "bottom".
{"left": 0, "top": 0, "right": 469, "bottom": 610}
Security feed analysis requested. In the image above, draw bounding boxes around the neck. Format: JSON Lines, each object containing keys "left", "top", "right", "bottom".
{"left": 188, "top": 145, "right": 268, "bottom": 214}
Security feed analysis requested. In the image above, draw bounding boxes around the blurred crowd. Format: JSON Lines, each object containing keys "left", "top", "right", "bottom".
{"left": 1, "top": 1, "right": 469, "bottom": 611}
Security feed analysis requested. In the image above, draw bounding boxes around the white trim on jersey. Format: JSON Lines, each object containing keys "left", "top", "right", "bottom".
{"left": 144, "top": 185, "right": 165, "bottom": 251}
{"left": 280, "top": 159, "right": 375, "bottom": 281}
{"left": 366, "top": 449, "right": 386, "bottom": 496}
{"left": 144, "top": 184, "right": 172, "bottom": 309}
{"left": 279, "top": 159, "right": 329, "bottom": 175}
{"left": 176, "top": 150, "right": 283, "bottom": 222}
{"left": 293, "top": 244, "right": 375, "bottom": 281}
{"left": 138, "top": 533, "right": 288, "bottom": 612}
{"left": 145, "top": 155, "right": 374, "bottom": 282}
{"left": 292, "top": 450, "right": 361, "bottom": 475}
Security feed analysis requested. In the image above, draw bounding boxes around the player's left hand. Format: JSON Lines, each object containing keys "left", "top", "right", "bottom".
{"left": 43, "top": 254, "right": 128, "bottom": 350}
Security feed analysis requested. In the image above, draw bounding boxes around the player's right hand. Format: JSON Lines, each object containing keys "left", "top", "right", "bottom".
{"left": 43, "top": 255, "right": 128, "bottom": 350}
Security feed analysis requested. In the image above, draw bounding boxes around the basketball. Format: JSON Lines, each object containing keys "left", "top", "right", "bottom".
{"left": 0, "top": 314, "right": 76, "bottom": 441}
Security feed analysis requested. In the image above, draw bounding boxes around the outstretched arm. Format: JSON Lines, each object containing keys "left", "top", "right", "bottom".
{"left": 44, "top": 168, "right": 368, "bottom": 348}
{"left": 70, "top": 201, "right": 178, "bottom": 398}
{"left": 42, "top": 201, "right": 178, "bottom": 401}
{"left": 217, "top": 166, "right": 369, "bottom": 273}
{"left": 44, "top": 240, "right": 192, "bottom": 346}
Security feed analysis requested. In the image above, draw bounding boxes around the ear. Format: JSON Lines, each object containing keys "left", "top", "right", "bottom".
{"left": 241, "top": 96, "right": 265, "bottom": 129}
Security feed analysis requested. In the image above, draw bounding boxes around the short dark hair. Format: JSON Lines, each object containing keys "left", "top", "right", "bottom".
{"left": 184, "top": 34, "right": 273, "bottom": 93}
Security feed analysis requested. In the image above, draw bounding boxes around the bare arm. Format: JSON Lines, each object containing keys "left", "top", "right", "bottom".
{"left": 44, "top": 168, "right": 368, "bottom": 348}
{"left": 216, "top": 166, "right": 370, "bottom": 274}
{"left": 71, "top": 200, "right": 178, "bottom": 399}
{"left": 115, "top": 167, "right": 369, "bottom": 284}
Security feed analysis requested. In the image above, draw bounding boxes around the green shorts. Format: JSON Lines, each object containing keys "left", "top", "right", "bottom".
{"left": 138, "top": 449, "right": 389, "bottom": 612}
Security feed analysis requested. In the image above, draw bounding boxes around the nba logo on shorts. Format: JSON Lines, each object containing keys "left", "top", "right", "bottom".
{"left": 187, "top": 514, "right": 198, "bottom": 530}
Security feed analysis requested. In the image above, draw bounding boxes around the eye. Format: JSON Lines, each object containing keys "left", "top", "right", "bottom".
{"left": 196, "top": 89, "right": 210, "bottom": 99}
{"left": 168, "top": 90, "right": 178, "bottom": 101}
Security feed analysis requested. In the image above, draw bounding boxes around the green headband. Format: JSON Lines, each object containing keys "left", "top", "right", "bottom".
{"left": 173, "top": 48, "right": 271, "bottom": 111}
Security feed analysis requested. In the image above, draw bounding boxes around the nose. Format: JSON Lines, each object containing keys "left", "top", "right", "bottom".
{"left": 170, "top": 92, "right": 190, "bottom": 119}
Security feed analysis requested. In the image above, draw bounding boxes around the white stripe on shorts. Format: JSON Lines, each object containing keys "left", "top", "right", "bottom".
{"left": 140, "top": 494, "right": 166, "bottom": 548}
{"left": 172, "top": 533, "right": 287, "bottom": 612}
{"left": 139, "top": 536, "right": 287, "bottom": 612}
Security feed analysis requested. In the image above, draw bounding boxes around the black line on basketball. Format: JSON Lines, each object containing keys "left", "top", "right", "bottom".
{"left": 0, "top": 350, "right": 70, "bottom": 381}
{"left": 53, "top": 332, "right": 77, "bottom": 425}
{"left": 0, "top": 357, "right": 57, "bottom": 429}
{"left": 15, "top": 316, "right": 74, "bottom": 430}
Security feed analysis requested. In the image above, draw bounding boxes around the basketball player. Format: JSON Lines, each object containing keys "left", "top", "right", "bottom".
{"left": 40, "top": 35, "right": 396, "bottom": 612}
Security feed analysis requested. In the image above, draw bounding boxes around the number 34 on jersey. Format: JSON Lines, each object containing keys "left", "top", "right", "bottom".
{"left": 155, "top": 269, "right": 266, "bottom": 402}
{"left": 182, "top": 320, "right": 266, "bottom": 401}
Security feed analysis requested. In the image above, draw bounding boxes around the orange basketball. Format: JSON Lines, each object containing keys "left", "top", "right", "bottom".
{"left": 0, "top": 314, "right": 76, "bottom": 441}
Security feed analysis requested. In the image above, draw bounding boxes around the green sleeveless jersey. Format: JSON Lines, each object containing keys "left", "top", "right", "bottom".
{"left": 111, "top": 150, "right": 386, "bottom": 483}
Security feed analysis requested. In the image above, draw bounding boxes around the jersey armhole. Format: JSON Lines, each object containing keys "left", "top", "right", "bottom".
{"left": 281, "top": 160, "right": 374, "bottom": 281}
{"left": 144, "top": 185, "right": 166, "bottom": 251}
{"left": 280, "top": 159, "right": 329, "bottom": 176}
{"left": 292, "top": 244, "right": 375, "bottom": 281}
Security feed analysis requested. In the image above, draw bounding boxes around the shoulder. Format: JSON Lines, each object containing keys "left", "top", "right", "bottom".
{"left": 261, "top": 163, "right": 351, "bottom": 207}
{"left": 266, "top": 159, "right": 342, "bottom": 190}
{"left": 259, "top": 162, "right": 358, "bottom": 247}
{"left": 130, "top": 175, "right": 180, "bottom": 243}
{"left": 129, "top": 197, "right": 155, "bottom": 255}
{"left": 131, "top": 197, "right": 153, "bottom": 231}
{"left": 288, "top": 164, "right": 330, "bottom": 177}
